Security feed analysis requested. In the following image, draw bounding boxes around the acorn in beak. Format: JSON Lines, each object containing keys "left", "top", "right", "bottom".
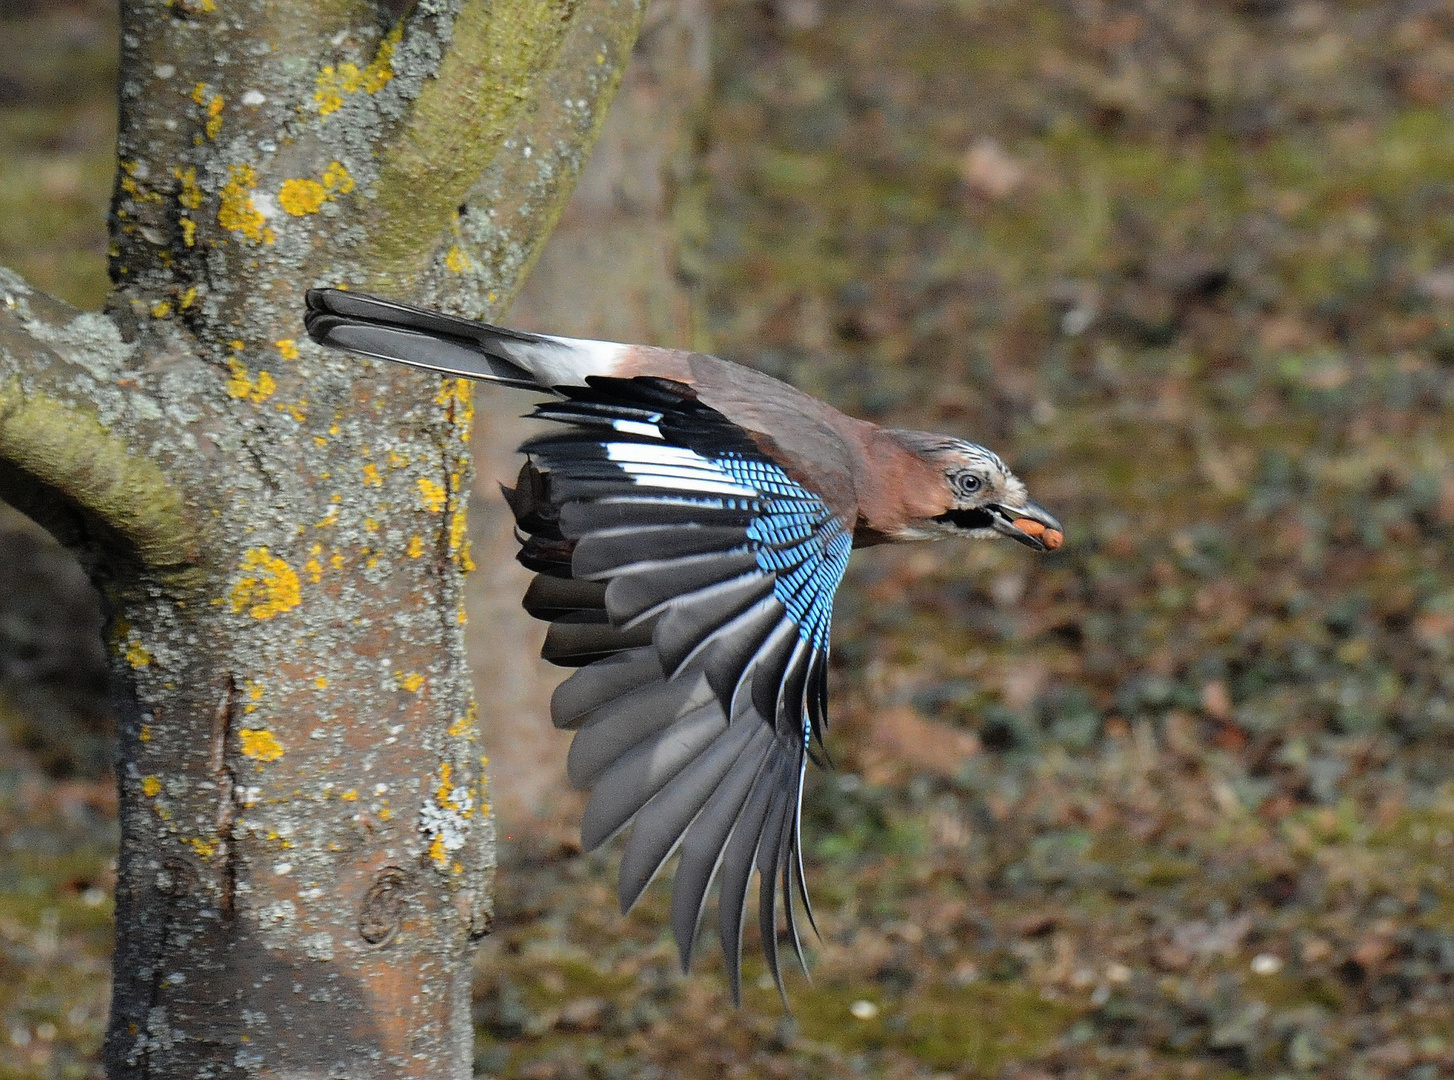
{"left": 989, "top": 501, "right": 1063, "bottom": 551}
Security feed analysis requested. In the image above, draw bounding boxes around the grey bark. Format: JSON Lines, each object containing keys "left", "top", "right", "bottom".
{"left": 0, "top": 0, "right": 645, "bottom": 1076}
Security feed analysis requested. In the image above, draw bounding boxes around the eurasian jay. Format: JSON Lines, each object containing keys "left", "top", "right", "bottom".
{"left": 304, "top": 288, "right": 1063, "bottom": 1001}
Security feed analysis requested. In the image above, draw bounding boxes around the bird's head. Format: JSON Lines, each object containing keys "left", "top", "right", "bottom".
{"left": 887, "top": 431, "right": 1063, "bottom": 551}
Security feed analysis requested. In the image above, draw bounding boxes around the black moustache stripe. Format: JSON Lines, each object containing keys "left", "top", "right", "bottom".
{"left": 931, "top": 507, "right": 996, "bottom": 530}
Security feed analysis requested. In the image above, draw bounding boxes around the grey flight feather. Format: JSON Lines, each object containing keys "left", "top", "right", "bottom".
{"left": 549, "top": 649, "right": 661, "bottom": 730}
{"left": 579, "top": 700, "right": 728, "bottom": 853}
{"left": 668, "top": 724, "right": 776, "bottom": 971}
{"left": 616, "top": 714, "right": 760, "bottom": 915}
{"left": 566, "top": 675, "right": 716, "bottom": 788}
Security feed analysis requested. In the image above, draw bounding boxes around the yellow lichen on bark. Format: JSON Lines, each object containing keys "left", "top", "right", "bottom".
{"left": 278, "top": 178, "right": 328, "bottom": 215}
{"left": 174, "top": 166, "right": 202, "bottom": 209}
{"left": 315, "top": 23, "right": 400, "bottom": 116}
{"left": 417, "top": 476, "right": 447, "bottom": 512}
{"left": 322, "top": 161, "right": 355, "bottom": 193}
{"left": 229, "top": 548, "right": 301, "bottom": 619}
{"left": 278, "top": 162, "right": 354, "bottom": 216}
{"left": 191, "top": 82, "right": 224, "bottom": 140}
{"left": 125, "top": 636, "right": 153, "bottom": 668}
{"left": 239, "top": 729, "right": 285, "bottom": 762}
{"left": 217, "top": 164, "right": 275, "bottom": 243}
{"left": 363, "top": 25, "right": 401, "bottom": 92}
{"left": 225, "top": 359, "right": 276, "bottom": 403}
{"left": 447, "top": 702, "right": 478, "bottom": 738}
{"left": 424, "top": 760, "right": 474, "bottom": 869}
{"left": 435, "top": 378, "right": 475, "bottom": 440}
{"left": 448, "top": 504, "right": 468, "bottom": 556}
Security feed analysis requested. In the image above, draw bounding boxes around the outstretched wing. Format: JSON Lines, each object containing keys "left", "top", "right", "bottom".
{"left": 506, "top": 376, "right": 852, "bottom": 1001}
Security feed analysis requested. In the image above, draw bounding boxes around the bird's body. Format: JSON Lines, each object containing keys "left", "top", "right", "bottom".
{"left": 304, "top": 288, "right": 1061, "bottom": 1001}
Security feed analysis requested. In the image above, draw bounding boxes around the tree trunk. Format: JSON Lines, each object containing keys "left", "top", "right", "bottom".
{"left": 470, "top": 0, "right": 709, "bottom": 836}
{"left": 0, "top": 0, "right": 645, "bottom": 1075}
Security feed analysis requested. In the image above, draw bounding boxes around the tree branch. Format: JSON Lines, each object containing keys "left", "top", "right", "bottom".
{"left": 0, "top": 265, "right": 203, "bottom": 581}
{"left": 365, "top": 0, "right": 649, "bottom": 308}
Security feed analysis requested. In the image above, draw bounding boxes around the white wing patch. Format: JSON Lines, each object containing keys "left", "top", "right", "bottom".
{"left": 612, "top": 418, "right": 663, "bottom": 438}
{"left": 604, "top": 441, "right": 758, "bottom": 498}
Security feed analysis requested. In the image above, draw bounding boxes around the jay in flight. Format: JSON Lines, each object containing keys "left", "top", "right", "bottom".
{"left": 304, "top": 289, "right": 1063, "bottom": 1001}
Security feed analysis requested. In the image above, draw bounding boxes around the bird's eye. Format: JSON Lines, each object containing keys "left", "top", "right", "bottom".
{"left": 955, "top": 474, "right": 983, "bottom": 495}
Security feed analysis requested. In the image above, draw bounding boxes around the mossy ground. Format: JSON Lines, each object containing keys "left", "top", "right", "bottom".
{"left": 5, "top": 0, "right": 1454, "bottom": 1077}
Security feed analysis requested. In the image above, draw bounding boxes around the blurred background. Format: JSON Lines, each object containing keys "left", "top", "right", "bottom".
{"left": 5, "top": 0, "right": 1454, "bottom": 1077}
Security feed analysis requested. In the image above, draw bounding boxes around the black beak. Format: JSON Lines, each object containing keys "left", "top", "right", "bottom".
{"left": 988, "top": 501, "right": 1064, "bottom": 551}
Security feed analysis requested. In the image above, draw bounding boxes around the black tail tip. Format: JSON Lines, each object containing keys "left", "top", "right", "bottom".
{"left": 303, "top": 288, "right": 347, "bottom": 343}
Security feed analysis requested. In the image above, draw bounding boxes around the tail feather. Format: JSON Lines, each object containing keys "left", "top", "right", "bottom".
{"left": 304, "top": 288, "right": 542, "bottom": 343}
{"left": 303, "top": 288, "right": 631, "bottom": 390}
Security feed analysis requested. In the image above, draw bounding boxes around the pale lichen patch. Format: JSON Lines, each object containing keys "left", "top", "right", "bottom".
{"left": 420, "top": 761, "right": 474, "bottom": 869}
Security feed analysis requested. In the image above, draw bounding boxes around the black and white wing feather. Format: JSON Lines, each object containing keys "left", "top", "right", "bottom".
{"left": 506, "top": 377, "right": 852, "bottom": 1001}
